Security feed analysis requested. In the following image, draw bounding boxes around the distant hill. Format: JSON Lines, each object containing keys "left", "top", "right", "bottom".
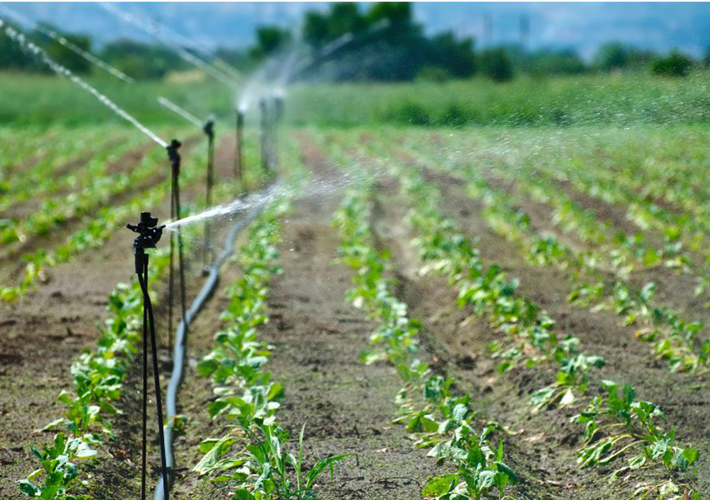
{"left": 6, "top": 2, "right": 710, "bottom": 58}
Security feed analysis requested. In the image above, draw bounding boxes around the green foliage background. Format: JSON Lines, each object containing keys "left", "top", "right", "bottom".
{"left": 3, "top": 71, "right": 710, "bottom": 129}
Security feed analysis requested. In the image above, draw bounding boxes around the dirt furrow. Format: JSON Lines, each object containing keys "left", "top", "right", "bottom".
{"left": 415, "top": 165, "right": 710, "bottom": 494}
{"left": 0, "top": 135, "right": 234, "bottom": 498}
{"left": 253, "top": 144, "right": 440, "bottom": 499}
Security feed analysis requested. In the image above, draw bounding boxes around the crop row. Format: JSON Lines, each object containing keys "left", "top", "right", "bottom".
{"left": 398, "top": 137, "right": 710, "bottom": 375}
{"left": 388, "top": 146, "right": 702, "bottom": 498}
{"left": 382, "top": 128, "right": 708, "bottom": 376}
{"left": 316, "top": 129, "right": 702, "bottom": 498}
{"left": 409, "top": 129, "right": 710, "bottom": 297}
{"left": 16, "top": 134, "right": 260, "bottom": 498}
{"left": 193, "top": 189, "right": 348, "bottom": 499}
{"left": 1, "top": 135, "right": 204, "bottom": 302}
{"left": 0, "top": 130, "right": 130, "bottom": 214}
{"left": 0, "top": 137, "right": 173, "bottom": 249}
{"left": 328, "top": 153, "right": 519, "bottom": 497}
{"left": 0, "top": 127, "right": 107, "bottom": 183}
{"left": 19, "top": 245, "right": 173, "bottom": 499}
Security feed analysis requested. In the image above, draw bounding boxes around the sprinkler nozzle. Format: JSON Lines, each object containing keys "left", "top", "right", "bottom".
{"left": 166, "top": 139, "right": 181, "bottom": 162}
{"left": 127, "top": 212, "right": 165, "bottom": 251}
{"left": 203, "top": 119, "right": 214, "bottom": 139}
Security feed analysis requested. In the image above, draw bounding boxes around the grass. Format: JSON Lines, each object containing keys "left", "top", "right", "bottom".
{"left": 286, "top": 72, "right": 710, "bottom": 128}
{"left": 0, "top": 71, "right": 233, "bottom": 128}
{"left": 3, "top": 71, "right": 710, "bottom": 130}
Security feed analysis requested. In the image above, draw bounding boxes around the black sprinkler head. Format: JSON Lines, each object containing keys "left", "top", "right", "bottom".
{"left": 166, "top": 139, "right": 182, "bottom": 162}
{"left": 127, "top": 211, "right": 165, "bottom": 250}
{"left": 203, "top": 120, "right": 214, "bottom": 138}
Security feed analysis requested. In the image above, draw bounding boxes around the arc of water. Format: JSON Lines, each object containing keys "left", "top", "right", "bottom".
{"left": 158, "top": 97, "right": 204, "bottom": 129}
{"left": 99, "top": 3, "right": 238, "bottom": 89}
{"left": 0, "top": 5, "right": 134, "bottom": 83}
{"left": 0, "top": 19, "right": 167, "bottom": 148}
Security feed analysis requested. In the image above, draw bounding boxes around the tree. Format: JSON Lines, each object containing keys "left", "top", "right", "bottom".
{"left": 479, "top": 47, "right": 514, "bottom": 82}
{"left": 35, "top": 24, "right": 92, "bottom": 74}
{"left": 100, "top": 40, "right": 188, "bottom": 79}
{"left": 304, "top": 3, "right": 366, "bottom": 50}
{"left": 704, "top": 45, "right": 710, "bottom": 68}
{"left": 303, "top": 11, "right": 330, "bottom": 48}
{"left": 249, "top": 26, "right": 292, "bottom": 60}
{"left": 595, "top": 42, "right": 630, "bottom": 71}
{"left": 528, "top": 48, "right": 586, "bottom": 76}
{"left": 366, "top": 2, "right": 413, "bottom": 29}
{"left": 329, "top": 3, "right": 367, "bottom": 39}
{"left": 652, "top": 51, "right": 694, "bottom": 77}
{"left": 428, "top": 31, "right": 476, "bottom": 78}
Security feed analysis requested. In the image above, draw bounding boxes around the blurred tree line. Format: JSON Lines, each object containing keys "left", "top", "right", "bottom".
{"left": 0, "top": 4, "right": 704, "bottom": 82}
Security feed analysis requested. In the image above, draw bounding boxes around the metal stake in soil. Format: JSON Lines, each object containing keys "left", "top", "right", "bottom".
{"left": 203, "top": 120, "right": 215, "bottom": 270}
{"left": 272, "top": 94, "right": 284, "bottom": 171}
{"left": 126, "top": 212, "right": 169, "bottom": 500}
{"left": 259, "top": 97, "right": 270, "bottom": 175}
{"left": 235, "top": 108, "right": 244, "bottom": 185}
{"left": 167, "top": 139, "right": 188, "bottom": 357}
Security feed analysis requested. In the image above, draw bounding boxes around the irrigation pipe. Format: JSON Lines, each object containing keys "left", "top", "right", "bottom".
{"left": 153, "top": 201, "right": 265, "bottom": 499}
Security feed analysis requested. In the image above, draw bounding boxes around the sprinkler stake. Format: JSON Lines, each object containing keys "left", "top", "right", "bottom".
{"left": 166, "top": 139, "right": 188, "bottom": 363}
{"left": 203, "top": 120, "right": 215, "bottom": 271}
{"left": 235, "top": 108, "right": 245, "bottom": 185}
{"left": 127, "top": 212, "right": 169, "bottom": 500}
{"left": 259, "top": 98, "right": 269, "bottom": 176}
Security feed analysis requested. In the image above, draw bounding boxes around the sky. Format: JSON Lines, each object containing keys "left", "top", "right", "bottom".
{"left": 3, "top": 2, "right": 710, "bottom": 59}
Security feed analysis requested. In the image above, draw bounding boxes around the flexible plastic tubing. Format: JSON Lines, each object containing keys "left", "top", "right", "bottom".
{"left": 153, "top": 203, "right": 264, "bottom": 499}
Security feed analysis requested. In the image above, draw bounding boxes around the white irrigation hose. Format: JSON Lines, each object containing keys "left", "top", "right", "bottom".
{"left": 153, "top": 202, "right": 264, "bottom": 499}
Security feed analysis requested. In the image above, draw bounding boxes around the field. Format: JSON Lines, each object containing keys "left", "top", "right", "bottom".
{"left": 1, "top": 71, "right": 710, "bottom": 500}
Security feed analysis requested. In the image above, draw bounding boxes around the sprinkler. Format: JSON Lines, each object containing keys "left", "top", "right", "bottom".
{"left": 166, "top": 140, "right": 188, "bottom": 361}
{"left": 126, "top": 212, "right": 169, "bottom": 500}
{"left": 259, "top": 98, "right": 269, "bottom": 175}
{"left": 272, "top": 94, "right": 284, "bottom": 170}
{"left": 203, "top": 119, "right": 215, "bottom": 271}
{"left": 273, "top": 93, "right": 284, "bottom": 124}
{"left": 235, "top": 108, "right": 245, "bottom": 185}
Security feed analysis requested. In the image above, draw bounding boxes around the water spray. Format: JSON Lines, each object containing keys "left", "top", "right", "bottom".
{"left": 100, "top": 3, "right": 237, "bottom": 89}
{"left": 157, "top": 96, "right": 203, "bottom": 129}
{"left": 0, "top": 19, "right": 167, "bottom": 148}
{"left": 0, "top": 5, "right": 134, "bottom": 83}
{"left": 125, "top": 212, "right": 169, "bottom": 500}
{"left": 166, "top": 140, "right": 188, "bottom": 360}
{"left": 272, "top": 92, "right": 284, "bottom": 170}
{"left": 108, "top": 3, "right": 242, "bottom": 83}
{"left": 235, "top": 106, "right": 245, "bottom": 184}
{"left": 289, "top": 19, "right": 390, "bottom": 83}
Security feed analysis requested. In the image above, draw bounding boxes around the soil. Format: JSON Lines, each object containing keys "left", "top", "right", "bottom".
{"left": 0, "top": 133, "right": 232, "bottom": 498}
{"left": 0, "top": 134, "right": 201, "bottom": 283}
{"left": 4, "top": 136, "right": 127, "bottom": 220}
{"left": 169, "top": 136, "right": 443, "bottom": 499}
{"left": 4, "top": 126, "right": 710, "bottom": 500}
{"left": 373, "top": 138, "right": 710, "bottom": 497}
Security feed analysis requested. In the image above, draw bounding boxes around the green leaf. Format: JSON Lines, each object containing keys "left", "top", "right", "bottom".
{"left": 193, "top": 435, "right": 239, "bottom": 475}
{"left": 196, "top": 359, "right": 219, "bottom": 378}
{"left": 41, "top": 419, "right": 66, "bottom": 432}
{"left": 74, "top": 442, "right": 96, "bottom": 459}
{"left": 495, "top": 461, "right": 519, "bottom": 484}
{"left": 18, "top": 479, "right": 39, "bottom": 497}
{"left": 233, "top": 489, "right": 256, "bottom": 500}
{"left": 422, "top": 473, "right": 457, "bottom": 497}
